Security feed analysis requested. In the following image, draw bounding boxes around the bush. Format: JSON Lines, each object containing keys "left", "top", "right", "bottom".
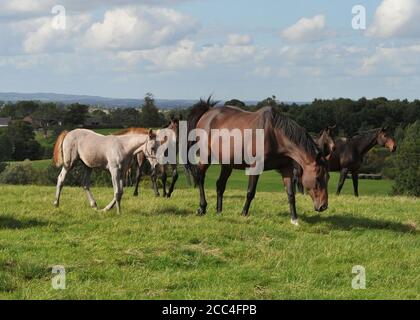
{"left": 0, "top": 162, "right": 7, "bottom": 174}
{"left": 392, "top": 121, "right": 420, "bottom": 197}
{"left": 0, "top": 161, "right": 38, "bottom": 185}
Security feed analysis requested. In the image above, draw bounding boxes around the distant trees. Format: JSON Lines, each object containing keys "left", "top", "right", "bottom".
{"left": 392, "top": 121, "right": 420, "bottom": 196}
{"left": 63, "top": 103, "right": 89, "bottom": 127}
{"left": 3, "top": 121, "right": 42, "bottom": 161}
{"left": 139, "top": 93, "right": 165, "bottom": 128}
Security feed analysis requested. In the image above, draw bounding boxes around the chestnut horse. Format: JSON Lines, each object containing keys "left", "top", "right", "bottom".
{"left": 329, "top": 127, "right": 397, "bottom": 197}
{"left": 187, "top": 99, "right": 329, "bottom": 225}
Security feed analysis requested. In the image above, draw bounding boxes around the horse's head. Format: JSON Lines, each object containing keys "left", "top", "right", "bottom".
{"left": 377, "top": 127, "right": 397, "bottom": 152}
{"left": 166, "top": 116, "right": 180, "bottom": 137}
{"left": 318, "top": 125, "right": 336, "bottom": 159}
{"left": 144, "top": 129, "right": 160, "bottom": 169}
{"left": 301, "top": 153, "right": 329, "bottom": 212}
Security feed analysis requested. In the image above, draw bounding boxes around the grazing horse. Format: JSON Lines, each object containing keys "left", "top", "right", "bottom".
{"left": 53, "top": 128, "right": 159, "bottom": 214}
{"left": 186, "top": 99, "right": 329, "bottom": 225}
{"left": 294, "top": 126, "right": 336, "bottom": 194}
{"left": 329, "top": 127, "right": 397, "bottom": 197}
{"left": 116, "top": 119, "right": 182, "bottom": 198}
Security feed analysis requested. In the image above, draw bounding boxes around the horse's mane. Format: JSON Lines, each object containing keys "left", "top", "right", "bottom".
{"left": 187, "top": 97, "right": 218, "bottom": 134}
{"left": 113, "top": 127, "right": 149, "bottom": 136}
{"left": 267, "top": 108, "right": 319, "bottom": 158}
{"left": 350, "top": 128, "right": 381, "bottom": 140}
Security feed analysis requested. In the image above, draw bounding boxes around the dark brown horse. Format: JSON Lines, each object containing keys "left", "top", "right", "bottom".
{"left": 187, "top": 99, "right": 329, "bottom": 225}
{"left": 329, "top": 128, "right": 397, "bottom": 197}
{"left": 294, "top": 125, "right": 336, "bottom": 193}
{"left": 128, "top": 119, "right": 181, "bottom": 198}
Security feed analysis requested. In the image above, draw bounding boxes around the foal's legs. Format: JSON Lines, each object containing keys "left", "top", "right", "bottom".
{"left": 82, "top": 166, "right": 97, "bottom": 209}
{"left": 133, "top": 155, "right": 146, "bottom": 197}
{"left": 336, "top": 168, "right": 349, "bottom": 196}
{"left": 166, "top": 164, "right": 179, "bottom": 198}
{"left": 161, "top": 165, "right": 168, "bottom": 197}
{"left": 216, "top": 166, "right": 233, "bottom": 213}
{"left": 54, "top": 167, "right": 69, "bottom": 207}
{"left": 151, "top": 165, "right": 160, "bottom": 197}
{"left": 351, "top": 171, "right": 359, "bottom": 197}
{"left": 241, "top": 175, "right": 260, "bottom": 216}
{"left": 104, "top": 167, "right": 123, "bottom": 214}
{"left": 196, "top": 163, "right": 210, "bottom": 215}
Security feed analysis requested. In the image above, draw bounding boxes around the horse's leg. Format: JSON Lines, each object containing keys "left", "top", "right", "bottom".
{"left": 116, "top": 170, "right": 124, "bottom": 214}
{"left": 336, "top": 168, "right": 349, "bottom": 196}
{"left": 133, "top": 156, "right": 145, "bottom": 197}
{"left": 103, "top": 167, "right": 121, "bottom": 213}
{"left": 150, "top": 165, "right": 160, "bottom": 197}
{"left": 196, "top": 163, "right": 210, "bottom": 215}
{"left": 82, "top": 166, "right": 97, "bottom": 209}
{"left": 54, "top": 167, "right": 69, "bottom": 207}
{"left": 284, "top": 176, "right": 298, "bottom": 225}
{"left": 161, "top": 165, "right": 168, "bottom": 197}
{"left": 216, "top": 166, "right": 233, "bottom": 213}
{"left": 352, "top": 171, "right": 359, "bottom": 197}
{"left": 166, "top": 165, "right": 179, "bottom": 198}
{"left": 241, "top": 175, "right": 260, "bottom": 216}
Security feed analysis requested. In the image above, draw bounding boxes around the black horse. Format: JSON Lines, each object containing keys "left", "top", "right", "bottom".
{"left": 329, "top": 128, "right": 397, "bottom": 197}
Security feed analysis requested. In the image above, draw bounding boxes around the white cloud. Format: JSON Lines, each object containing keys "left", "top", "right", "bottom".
{"left": 227, "top": 34, "right": 253, "bottom": 46}
{"left": 368, "top": 0, "right": 420, "bottom": 38}
{"left": 358, "top": 45, "right": 420, "bottom": 76}
{"left": 281, "top": 15, "right": 327, "bottom": 42}
{"left": 22, "top": 14, "right": 91, "bottom": 54}
{"left": 83, "top": 6, "right": 197, "bottom": 51}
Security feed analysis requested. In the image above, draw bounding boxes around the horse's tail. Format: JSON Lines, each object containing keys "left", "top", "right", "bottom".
{"left": 185, "top": 97, "right": 218, "bottom": 184}
{"left": 53, "top": 130, "right": 68, "bottom": 167}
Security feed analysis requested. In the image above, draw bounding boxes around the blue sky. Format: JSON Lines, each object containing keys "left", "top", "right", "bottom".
{"left": 0, "top": 0, "right": 419, "bottom": 101}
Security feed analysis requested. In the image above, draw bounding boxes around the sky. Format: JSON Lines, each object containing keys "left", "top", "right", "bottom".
{"left": 0, "top": 0, "right": 420, "bottom": 101}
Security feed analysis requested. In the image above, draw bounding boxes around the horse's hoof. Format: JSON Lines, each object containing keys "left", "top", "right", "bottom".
{"left": 291, "top": 219, "right": 299, "bottom": 226}
{"left": 133, "top": 193, "right": 138, "bottom": 197}
{"left": 166, "top": 194, "right": 172, "bottom": 198}
{"left": 53, "top": 202, "right": 59, "bottom": 208}
{"left": 197, "top": 208, "right": 206, "bottom": 216}
{"left": 241, "top": 212, "right": 249, "bottom": 217}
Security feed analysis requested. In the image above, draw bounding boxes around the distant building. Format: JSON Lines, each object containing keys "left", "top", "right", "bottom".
{"left": 0, "top": 117, "right": 11, "bottom": 127}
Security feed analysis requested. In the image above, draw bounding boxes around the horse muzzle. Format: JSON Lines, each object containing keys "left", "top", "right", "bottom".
{"left": 315, "top": 203, "right": 328, "bottom": 212}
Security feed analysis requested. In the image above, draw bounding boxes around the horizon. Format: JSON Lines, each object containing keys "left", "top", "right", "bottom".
{"left": 0, "top": 1, "right": 419, "bottom": 100}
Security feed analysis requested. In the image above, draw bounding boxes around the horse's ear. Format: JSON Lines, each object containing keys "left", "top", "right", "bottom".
{"left": 148, "top": 129, "right": 156, "bottom": 139}
{"left": 329, "top": 124, "right": 336, "bottom": 130}
{"left": 382, "top": 126, "right": 389, "bottom": 132}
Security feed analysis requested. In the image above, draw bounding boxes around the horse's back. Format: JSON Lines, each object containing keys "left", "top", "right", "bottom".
{"left": 198, "top": 106, "right": 268, "bottom": 130}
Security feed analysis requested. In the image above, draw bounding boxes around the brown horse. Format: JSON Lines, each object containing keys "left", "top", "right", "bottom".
{"left": 294, "top": 125, "right": 336, "bottom": 193}
{"left": 329, "top": 128, "right": 397, "bottom": 197}
{"left": 116, "top": 119, "right": 183, "bottom": 198}
{"left": 187, "top": 99, "right": 329, "bottom": 225}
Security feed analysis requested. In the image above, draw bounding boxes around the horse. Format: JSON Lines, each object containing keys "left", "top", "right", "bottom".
{"left": 186, "top": 99, "right": 329, "bottom": 225}
{"left": 53, "top": 128, "right": 159, "bottom": 214}
{"left": 294, "top": 125, "right": 336, "bottom": 194}
{"left": 329, "top": 127, "right": 397, "bottom": 197}
{"left": 115, "top": 119, "right": 182, "bottom": 198}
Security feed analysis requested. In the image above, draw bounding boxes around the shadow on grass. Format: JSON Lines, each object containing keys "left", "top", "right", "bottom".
{"left": 0, "top": 216, "right": 49, "bottom": 230}
{"left": 147, "top": 206, "right": 194, "bottom": 217}
{"left": 301, "top": 213, "right": 417, "bottom": 234}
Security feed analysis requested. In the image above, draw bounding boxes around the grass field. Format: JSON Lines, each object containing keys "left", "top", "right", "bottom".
{"left": 0, "top": 168, "right": 418, "bottom": 300}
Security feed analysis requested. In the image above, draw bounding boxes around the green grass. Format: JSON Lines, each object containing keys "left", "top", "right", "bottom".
{"left": 0, "top": 171, "right": 418, "bottom": 299}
